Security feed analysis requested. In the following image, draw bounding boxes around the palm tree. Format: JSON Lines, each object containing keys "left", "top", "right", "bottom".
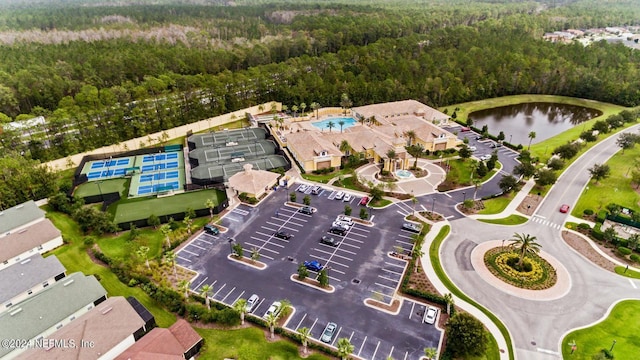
{"left": 386, "top": 149, "right": 397, "bottom": 173}
{"left": 160, "top": 224, "right": 172, "bottom": 248}
{"left": 205, "top": 198, "right": 216, "bottom": 219}
{"left": 424, "top": 347, "right": 438, "bottom": 360}
{"left": 137, "top": 246, "right": 150, "bottom": 269}
{"left": 338, "top": 119, "right": 345, "bottom": 133}
{"left": 339, "top": 140, "right": 351, "bottom": 162}
{"left": 411, "top": 196, "right": 418, "bottom": 216}
{"left": 300, "top": 102, "right": 307, "bottom": 116}
{"left": 291, "top": 104, "right": 299, "bottom": 118}
{"left": 200, "top": 284, "right": 213, "bottom": 309}
{"left": 327, "top": 120, "right": 335, "bottom": 133}
{"left": 340, "top": 93, "right": 352, "bottom": 115}
{"left": 298, "top": 327, "right": 311, "bottom": 354}
{"left": 443, "top": 293, "right": 454, "bottom": 314}
{"left": 527, "top": 131, "right": 536, "bottom": 149}
{"left": 472, "top": 178, "right": 482, "bottom": 200}
{"left": 178, "top": 279, "right": 190, "bottom": 299}
{"left": 407, "top": 143, "right": 424, "bottom": 169}
{"left": 628, "top": 233, "right": 640, "bottom": 251}
{"left": 183, "top": 215, "right": 193, "bottom": 234}
{"left": 310, "top": 102, "right": 320, "bottom": 119}
{"left": 163, "top": 250, "right": 177, "bottom": 276}
{"left": 233, "top": 298, "right": 248, "bottom": 325}
{"left": 265, "top": 312, "right": 278, "bottom": 339}
{"left": 337, "top": 338, "right": 354, "bottom": 360}
{"left": 405, "top": 130, "right": 417, "bottom": 146}
{"left": 250, "top": 247, "right": 260, "bottom": 263}
{"left": 509, "top": 233, "right": 542, "bottom": 268}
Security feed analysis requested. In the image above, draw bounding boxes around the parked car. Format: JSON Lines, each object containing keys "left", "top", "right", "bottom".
{"left": 329, "top": 226, "right": 347, "bottom": 236}
{"left": 334, "top": 191, "right": 345, "bottom": 200}
{"left": 245, "top": 294, "right": 260, "bottom": 313}
{"left": 303, "top": 260, "right": 323, "bottom": 272}
{"left": 402, "top": 222, "right": 421, "bottom": 233}
{"left": 297, "top": 184, "right": 308, "bottom": 192}
{"left": 336, "top": 215, "right": 354, "bottom": 226}
{"left": 359, "top": 196, "right": 369, "bottom": 206}
{"left": 203, "top": 224, "right": 219, "bottom": 235}
{"left": 424, "top": 306, "right": 438, "bottom": 324}
{"left": 264, "top": 301, "right": 282, "bottom": 318}
{"left": 274, "top": 231, "right": 292, "bottom": 239}
{"left": 311, "top": 186, "right": 323, "bottom": 195}
{"left": 475, "top": 135, "right": 483, "bottom": 140}
{"left": 490, "top": 142, "right": 502, "bottom": 148}
{"left": 332, "top": 221, "right": 350, "bottom": 230}
{"left": 320, "top": 236, "right": 340, "bottom": 247}
{"left": 460, "top": 127, "right": 470, "bottom": 132}
{"left": 469, "top": 146, "right": 477, "bottom": 151}
{"left": 321, "top": 322, "right": 338, "bottom": 343}
{"left": 342, "top": 193, "right": 352, "bottom": 202}
{"left": 560, "top": 204, "right": 570, "bottom": 213}
{"left": 299, "top": 206, "right": 315, "bottom": 215}
{"left": 479, "top": 154, "right": 491, "bottom": 161}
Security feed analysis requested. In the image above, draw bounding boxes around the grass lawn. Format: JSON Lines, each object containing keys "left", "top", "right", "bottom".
{"left": 45, "top": 209, "right": 177, "bottom": 327}
{"left": 195, "top": 327, "right": 329, "bottom": 360}
{"left": 74, "top": 178, "right": 129, "bottom": 198}
{"left": 112, "top": 189, "right": 225, "bottom": 224}
{"left": 430, "top": 225, "right": 512, "bottom": 360}
{"left": 572, "top": 146, "right": 640, "bottom": 217}
{"left": 478, "top": 193, "right": 514, "bottom": 214}
{"left": 614, "top": 266, "right": 640, "bottom": 279}
{"left": 370, "top": 198, "right": 392, "bottom": 208}
{"left": 561, "top": 300, "right": 640, "bottom": 359}
{"left": 334, "top": 175, "right": 361, "bottom": 191}
{"left": 302, "top": 168, "right": 352, "bottom": 183}
{"left": 478, "top": 215, "right": 528, "bottom": 225}
{"left": 442, "top": 159, "right": 498, "bottom": 189}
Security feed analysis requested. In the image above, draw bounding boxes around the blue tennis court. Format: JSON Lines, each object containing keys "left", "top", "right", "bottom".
{"left": 139, "top": 170, "right": 179, "bottom": 183}
{"left": 90, "top": 158, "right": 131, "bottom": 169}
{"left": 87, "top": 168, "right": 127, "bottom": 180}
{"left": 137, "top": 181, "right": 180, "bottom": 195}
{"left": 141, "top": 161, "right": 179, "bottom": 172}
{"left": 142, "top": 152, "right": 179, "bottom": 163}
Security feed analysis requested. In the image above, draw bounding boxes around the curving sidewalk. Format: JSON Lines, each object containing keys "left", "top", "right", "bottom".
{"left": 469, "top": 179, "right": 536, "bottom": 220}
{"left": 420, "top": 221, "right": 512, "bottom": 360}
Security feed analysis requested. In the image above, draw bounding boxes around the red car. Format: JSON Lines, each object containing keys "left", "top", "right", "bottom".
{"left": 360, "top": 196, "right": 369, "bottom": 206}
{"left": 460, "top": 127, "right": 471, "bottom": 132}
{"left": 559, "top": 204, "right": 570, "bottom": 213}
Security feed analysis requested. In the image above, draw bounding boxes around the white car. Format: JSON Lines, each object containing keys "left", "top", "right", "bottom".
{"left": 332, "top": 221, "right": 350, "bottom": 230}
{"left": 479, "top": 154, "right": 491, "bottom": 161}
{"left": 297, "top": 184, "right": 308, "bottom": 192}
{"left": 264, "top": 301, "right": 282, "bottom": 318}
{"left": 469, "top": 146, "right": 477, "bottom": 151}
{"left": 336, "top": 215, "right": 354, "bottom": 226}
{"left": 424, "top": 306, "right": 438, "bottom": 324}
{"left": 342, "top": 193, "right": 352, "bottom": 202}
{"left": 245, "top": 294, "right": 259, "bottom": 313}
{"left": 334, "top": 191, "right": 344, "bottom": 200}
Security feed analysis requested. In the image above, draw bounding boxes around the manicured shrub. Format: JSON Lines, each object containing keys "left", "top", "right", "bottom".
{"left": 618, "top": 247, "right": 632, "bottom": 256}
{"left": 583, "top": 209, "right": 594, "bottom": 216}
{"left": 577, "top": 223, "right": 591, "bottom": 230}
{"left": 630, "top": 254, "right": 640, "bottom": 263}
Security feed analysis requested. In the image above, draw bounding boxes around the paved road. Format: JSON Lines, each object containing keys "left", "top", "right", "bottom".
{"left": 440, "top": 124, "right": 640, "bottom": 359}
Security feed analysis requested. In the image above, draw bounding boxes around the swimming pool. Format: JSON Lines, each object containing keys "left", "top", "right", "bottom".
{"left": 311, "top": 117, "right": 357, "bottom": 131}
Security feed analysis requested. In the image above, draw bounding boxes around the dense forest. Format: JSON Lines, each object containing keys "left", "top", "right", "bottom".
{"left": 1, "top": 0, "right": 640, "bottom": 207}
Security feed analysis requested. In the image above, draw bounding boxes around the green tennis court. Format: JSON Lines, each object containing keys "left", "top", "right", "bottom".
{"left": 74, "top": 178, "right": 129, "bottom": 198}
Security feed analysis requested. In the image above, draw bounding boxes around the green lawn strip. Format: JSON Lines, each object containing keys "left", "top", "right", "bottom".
{"left": 478, "top": 193, "right": 514, "bottom": 214}
{"left": 74, "top": 178, "right": 129, "bottom": 197}
{"left": 572, "top": 146, "right": 640, "bottom": 216}
{"left": 430, "top": 225, "right": 513, "bottom": 360}
{"left": 335, "top": 175, "right": 361, "bottom": 191}
{"left": 370, "top": 198, "right": 392, "bottom": 208}
{"left": 113, "top": 189, "right": 224, "bottom": 224}
{"left": 614, "top": 266, "right": 640, "bottom": 279}
{"left": 561, "top": 300, "right": 640, "bottom": 359}
{"left": 445, "top": 159, "right": 497, "bottom": 187}
{"left": 45, "top": 210, "right": 177, "bottom": 327}
{"left": 301, "top": 169, "right": 351, "bottom": 183}
{"left": 478, "top": 215, "right": 528, "bottom": 226}
{"left": 195, "top": 327, "right": 329, "bottom": 360}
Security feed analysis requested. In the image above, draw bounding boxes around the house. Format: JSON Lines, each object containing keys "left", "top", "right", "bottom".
{"left": 0, "top": 218, "right": 64, "bottom": 271}
{"left": 0, "top": 254, "right": 66, "bottom": 313}
{"left": 16, "top": 296, "right": 154, "bottom": 360}
{"left": 115, "top": 319, "right": 204, "bottom": 360}
{"left": 0, "top": 273, "right": 107, "bottom": 359}
{"left": 228, "top": 163, "right": 280, "bottom": 199}
{"left": 0, "top": 200, "right": 46, "bottom": 235}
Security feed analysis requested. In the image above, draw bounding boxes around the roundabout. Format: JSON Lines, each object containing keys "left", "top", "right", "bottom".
{"left": 470, "top": 240, "right": 571, "bottom": 301}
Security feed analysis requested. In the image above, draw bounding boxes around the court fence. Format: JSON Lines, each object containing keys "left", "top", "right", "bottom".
{"left": 116, "top": 198, "right": 229, "bottom": 231}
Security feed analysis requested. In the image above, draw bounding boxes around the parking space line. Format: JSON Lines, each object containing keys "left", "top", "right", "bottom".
{"left": 246, "top": 242, "right": 281, "bottom": 253}
{"left": 375, "top": 282, "right": 397, "bottom": 290}
{"left": 378, "top": 275, "right": 400, "bottom": 282}
{"left": 190, "top": 243, "right": 206, "bottom": 250}
{"left": 182, "top": 249, "right": 199, "bottom": 256}
{"left": 313, "top": 249, "right": 353, "bottom": 262}
{"left": 267, "top": 221, "right": 303, "bottom": 229}
{"left": 294, "top": 313, "right": 307, "bottom": 330}
{"left": 249, "top": 238, "right": 285, "bottom": 248}
{"left": 371, "top": 341, "right": 381, "bottom": 359}
{"left": 331, "top": 327, "right": 343, "bottom": 346}
{"left": 395, "top": 239, "right": 413, "bottom": 246}
{"left": 231, "top": 290, "right": 245, "bottom": 305}
{"left": 328, "top": 267, "right": 346, "bottom": 274}
{"left": 213, "top": 283, "right": 226, "bottom": 297}
{"left": 197, "top": 238, "right": 212, "bottom": 244}
{"left": 347, "top": 232, "right": 368, "bottom": 239}
{"left": 357, "top": 336, "right": 368, "bottom": 356}
{"left": 221, "top": 287, "right": 236, "bottom": 303}
{"left": 258, "top": 253, "right": 275, "bottom": 260}
{"left": 194, "top": 276, "right": 208, "bottom": 290}
{"left": 372, "top": 290, "right": 394, "bottom": 299}
{"left": 353, "top": 227, "right": 370, "bottom": 233}
{"left": 340, "top": 242, "right": 361, "bottom": 250}
{"left": 388, "top": 346, "right": 394, "bottom": 359}
{"left": 382, "top": 268, "right": 403, "bottom": 275}
{"left": 253, "top": 298, "right": 266, "bottom": 314}
{"left": 396, "top": 233, "right": 413, "bottom": 239}
{"left": 335, "top": 247, "right": 357, "bottom": 255}
{"left": 409, "top": 302, "right": 415, "bottom": 320}
{"left": 348, "top": 331, "right": 354, "bottom": 342}
{"left": 396, "top": 210, "right": 409, "bottom": 216}
{"left": 309, "top": 318, "right": 318, "bottom": 332}
{"left": 313, "top": 256, "right": 349, "bottom": 268}
{"left": 385, "top": 262, "right": 406, "bottom": 268}
{"left": 403, "top": 351, "right": 408, "bottom": 360}
{"left": 177, "top": 256, "right": 191, "bottom": 262}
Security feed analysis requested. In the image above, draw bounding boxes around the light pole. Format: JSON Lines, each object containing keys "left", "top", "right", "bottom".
{"left": 462, "top": 191, "right": 466, "bottom": 202}
{"left": 431, "top": 197, "right": 436, "bottom": 214}
{"left": 509, "top": 134, "right": 513, "bottom": 144}
{"left": 228, "top": 238, "right": 235, "bottom": 255}
{"left": 501, "top": 239, "right": 505, "bottom": 251}
{"left": 610, "top": 340, "right": 616, "bottom": 352}
{"left": 367, "top": 206, "right": 372, "bottom": 219}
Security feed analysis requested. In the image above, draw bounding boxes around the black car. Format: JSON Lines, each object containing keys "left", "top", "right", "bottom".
{"left": 203, "top": 224, "right": 219, "bottom": 235}
{"left": 490, "top": 142, "right": 502, "bottom": 148}
{"left": 401, "top": 223, "right": 421, "bottom": 233}
{"left": 329, "top": 226, "right": 346, "bottom": 236}
{"left": 299, "top": 206, "right": 314, "bottom": 215}
{"left": 274, "top": 231, "right": 292, "bottom": 239}
{"left": 320, "top": 236, "right": 340, "bottom": 247}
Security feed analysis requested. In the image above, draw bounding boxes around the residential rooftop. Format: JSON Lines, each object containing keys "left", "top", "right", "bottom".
{"left": 0, "top": 200, "right": 45, "bottom": 235}
{"left": 0, "top": 218, "right": 62, "bottom": 263}
{"left": 115, "top": 319, "right": 203, "bottom": 360}
{"left": 0, "top": 254, "right": 66, "bottom": 305}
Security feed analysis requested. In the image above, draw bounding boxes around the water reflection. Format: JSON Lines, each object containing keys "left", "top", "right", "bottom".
{"left": 469, "top": 102, "right": 602, "bottom": 145}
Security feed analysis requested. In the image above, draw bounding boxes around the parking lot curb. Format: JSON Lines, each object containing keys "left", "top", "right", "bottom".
{"left": 289, "top": 274, "right": 335, "bottom": 293}
{"left": 362, "top": 297, "right": 402, "bottom": 315}
{"left": 227, "top": 254, "right": 267, "bottom": 270}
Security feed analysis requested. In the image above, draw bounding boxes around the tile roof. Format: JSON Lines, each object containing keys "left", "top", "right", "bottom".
{"left": 16, "top": 296, "right": 146, "bottom": 360}
{"left": 0, "top": 254, "right": 66, "bottom": 305}
{"left": 0, "top": 219, "right": 62, "bottom": 263}
{"left": 352, "top": 99, "right": 449, "bottom": 122}
{"left": 0, "top": 200, "right": 45, "bottom": 235}
{"left": 228, "top": 164, "right": 279, "bottom": 195}
{"left": 115, "top": 319, "right": 202, "bottom": 360}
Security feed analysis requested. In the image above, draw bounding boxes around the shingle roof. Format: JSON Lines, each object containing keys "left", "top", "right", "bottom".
{"left": 16, "top": 297, "right": 145, "bottom": 360}
{"left": 115, "top": 319, "right": 202, "bottom": 360}
{"left": 228, "top": 164, "right": 279, "bottom": 195}
{"left": 0, "top": 200, "right": 45, "bottom": 235}
{"left": 0, "top": 273, "right": 106, "bottom": 358}
{"left": 352, "top": 99, "right": 449, "bottom": 122}
{"left": 0, "top": 254, "right": 66, "bottom": 305}
{"left": 0, "top": 219, "right": 62, "bottom": 263}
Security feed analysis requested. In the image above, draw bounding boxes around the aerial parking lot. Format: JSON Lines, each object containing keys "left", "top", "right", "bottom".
{"left": 176, "top": 183, "right": 442, "bottom": 359}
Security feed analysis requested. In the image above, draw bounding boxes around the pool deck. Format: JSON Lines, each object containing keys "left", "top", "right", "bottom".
{"left": 356, "top": 159, "right": 447, "bottom": 196}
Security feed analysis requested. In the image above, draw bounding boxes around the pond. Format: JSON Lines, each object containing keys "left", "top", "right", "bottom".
{"left": 468, "top": 102, "right": 602, "bottom": 145}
